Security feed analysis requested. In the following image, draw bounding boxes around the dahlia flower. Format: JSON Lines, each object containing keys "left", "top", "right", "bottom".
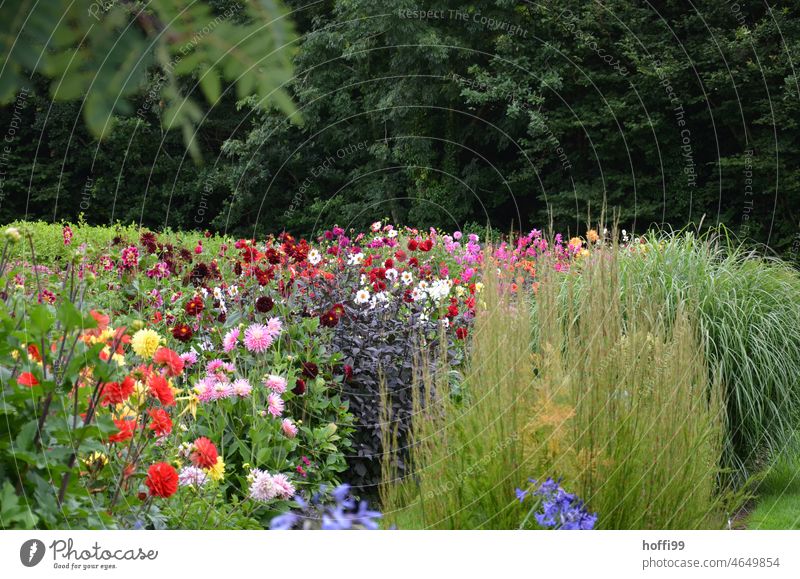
{"left": 281, "top": 418, "right": 298, "bottom": 438}
{"left": 267, "top": 393, "right": 284, "bottom": 417}
{"left": 131, "top": 328, "right": 162, "bottom": 359}
{"left": 265, "top": 375, "right": 287, "bottom": 394}
{"left": 178, "top": 465, "right": 209, "bottom": 488}
{"left": 223, "top": 328, "right": 240, "bottom": 353}
{"left": 232, "top": 378, "right": 252, "bottom": 398}
{"left": 244, "top": 323, "right": 273, "bottom": 353}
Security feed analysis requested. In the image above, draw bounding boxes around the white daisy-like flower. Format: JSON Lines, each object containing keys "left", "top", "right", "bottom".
{"left": 385, "top": 268, "right": 398, "bottom": 281}
{"left": 348, "top": 252, "right": 364, "bottom": 266}
{"left": 199, "top": 287, "right": 209, "bottom": 298}
{"left": 411, "top": 287, "right": 426, "bottom": 302}
{"left": 227, "top": 285, "right": 239, "bottom": 297}
{"left": 213, "top": 287, "right": 223, "bottom": 300}
{"left": 387, "top": 229, "right": 398, "bottom": 238}
{"left": 441, "top": 318, "right": 450, "bottom": 328}
{"left": 355, "top": 289, "right": 370, "bottom": 304}
{"left": 401, "top": 271, "right": 413, "bottom": 285}
{"left": 308, "top": 248, "right": 322, "bottom": 265}
{"left": 371, "top": 221, "right": 382, "bottom": 232}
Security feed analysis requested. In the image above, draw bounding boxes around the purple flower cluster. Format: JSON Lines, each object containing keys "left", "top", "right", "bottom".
{"left": 270, "top": 484, "right": 382, "bottom": 530}
{"left": 517, "top": 477, "right": 598, "bottom": 530}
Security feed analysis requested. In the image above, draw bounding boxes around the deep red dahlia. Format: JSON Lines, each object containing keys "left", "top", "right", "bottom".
{"left": 300, "top": 361, "right": 319, "bottom": 379}
{"left": 407, "top": 239, "right": 418, "bottom": 251}
{"left": 292, "top": 378, "right": 306, "bottom": 396}
{"left": 255, "top": 295, "right": 275, "bottom": 313}
{"left": 171, "top": 323, "right": 193, "bottom": 342}
{"left": 320, "top": 311, "right": 338, "bottom": 328}
{"left": 419, "top": 239, "right": 433, "bottom": 252}
{"left": 145, "top": 462, "right": 179, "bottom": 498}
{"left": 265, "top": 247, "right": 281, "bottom": 265}
{"left": 456, "top": 327, "right": 468, "bottom": 340}
{"left": 185, "top": 296, "right": 204, "bottom": 316}
{"left": 190, "top": 437, "right": 218, "bottom": 469}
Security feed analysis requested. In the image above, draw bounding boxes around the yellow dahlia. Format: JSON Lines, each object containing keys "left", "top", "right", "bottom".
{"left": 131, "top": 328, "right": 162, "bottom": 359}
{"left": 205, "top": 457, "right": 225, "bottom": 482}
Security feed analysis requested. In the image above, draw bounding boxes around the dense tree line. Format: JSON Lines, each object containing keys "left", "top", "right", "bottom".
{"left": 1, "top": 0, "right": 799, "bottom": 256}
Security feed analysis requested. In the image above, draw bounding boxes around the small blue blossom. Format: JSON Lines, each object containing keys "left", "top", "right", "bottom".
{"left": 270, "top": 484, "right": 382, "bottom": 530}
{"left": 520, "top": 477, "right": 597, "bottom": 530}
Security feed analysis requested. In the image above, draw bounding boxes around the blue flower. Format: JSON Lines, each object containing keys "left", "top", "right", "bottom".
{"left": 521, "top": 477, "right": 597, "bottom": 530}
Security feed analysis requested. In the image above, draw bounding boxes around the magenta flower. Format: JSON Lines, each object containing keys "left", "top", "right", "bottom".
{"left": 244, "top": 323, "right": 274, "bottom": 353}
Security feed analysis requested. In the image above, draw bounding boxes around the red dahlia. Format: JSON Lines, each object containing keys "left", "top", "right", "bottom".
{"left": 300, "top": 361, "right": 319, "bottom": 379}
{"left": 419, "top": 239, "right": 433, "bottom": 252}
{"left": 109, "top": 418, "right": 136, "bottom": 443}
{"left": 456, "top": 327, "right": 468, "bottom": 340}
{"left": 255, "top": 296, "right": 275, "bottom": 313}
{"left": 101, "top": 376, "right": 136, "bottom": 405}
{"left": 153, "top": 347, "right": 184, "bottom": 377}
{"left": 319, "top": 310, "right": 338, "bottom": 328}
{"left": 292, "top": 379, "right": 306, "bottom": 396}
{"left": 17, "top": 372, "right": 38, "bottom": 387}
{"left": 147, "top": 408, "right": 172, "bottom": 436}
{"left": 190, "top": 437, "right": 218, "bottom": 468}
{"left": 171, "top": 323, "right": 193, "bottom": 342}
{"left": 185, "top": 296, "right": 204, "bottom": 316}
{"left": 145, "top": 462, "right": 179, "bottom": 498}
{"left": 148, "top": 374, "right": 175, "bottom": 407}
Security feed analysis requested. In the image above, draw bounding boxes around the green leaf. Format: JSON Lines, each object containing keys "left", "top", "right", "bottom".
{"left": 27, "top": 305, "right": 55, "bottom": 334}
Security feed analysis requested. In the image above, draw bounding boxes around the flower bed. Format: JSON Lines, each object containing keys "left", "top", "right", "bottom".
{"left": 0, "top": 222, "right": 587, "bottom": 529}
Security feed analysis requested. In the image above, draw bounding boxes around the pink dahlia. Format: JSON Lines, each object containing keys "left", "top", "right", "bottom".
{"left": 244, "top": 323, "right": 274, "bottom": 353}
{"left": 248, "top": 469, "right": 277, "bottom": 502}
{"left": 271, "top": 473, "right": 296, "bottom": 499}
{"left": 180, "top": 350, "right": 198, "bottom": 367}
{"left": 232, "top": 378, "right": 252, "bottom": 398}
{"left": 265, "top": 375, "right": 287, "bottom": 394}
{"left": 281, "top": 418, "right": 298, "bottom": 438}
{"left": 178, "top": 466, "right": 208, "bottom": 487}
{"left": 265, "top": 317, "right": 283, "bottom": 339}
{"left": 195, "top": 377, "right": 217, "bottom": 403}
{"left": 267, "top": 393, "right": 284, "bottom": 417}
{"left": 223, "top": 328, "right": 240, "bottom": 353}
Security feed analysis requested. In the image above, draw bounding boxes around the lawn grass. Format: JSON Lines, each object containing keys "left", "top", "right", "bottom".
{"left": 748, "top": 438, "right": 800, "bottom": 529}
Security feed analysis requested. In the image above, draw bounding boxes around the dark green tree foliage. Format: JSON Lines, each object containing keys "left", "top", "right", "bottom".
{"left": 2, "top": 1, "right": 799, "bottom": 256}
{"left": 221, "top": 0, "right": 800, "bottom": 255}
